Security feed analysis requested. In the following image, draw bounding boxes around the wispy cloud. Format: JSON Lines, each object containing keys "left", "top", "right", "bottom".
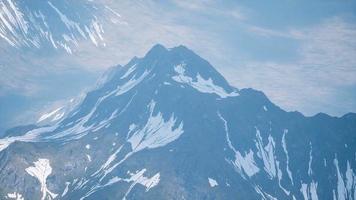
{"left": 246, "top": 25, "right": 295, "bottom": 38}
{"left": 229, "top": 17, "right": 356, "bottom": 116}
{"left": 1, "top": 0, "right": 356, "bottom": 123}
{"left": 171, "top": 0, "right": 213, "bottom": 11}
{"left": 171, "top": 0, "right": 247, "bottom": 20}
{"left": 245, "top": 17, "right": 356, "bottom": 86}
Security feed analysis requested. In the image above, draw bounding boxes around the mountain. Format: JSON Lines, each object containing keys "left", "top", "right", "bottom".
{"left": 0, "top": 0, "right": 126, "bottom": 137}
{"left": 0, "top": 0, "right": 123, "bottom": 53}
{"left": 0, "top": 44, "right": 355, "bottom": 200}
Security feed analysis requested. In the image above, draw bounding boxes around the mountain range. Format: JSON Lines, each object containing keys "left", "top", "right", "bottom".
{"left": 0, "top": 44, "right": 355, "bottom": 200}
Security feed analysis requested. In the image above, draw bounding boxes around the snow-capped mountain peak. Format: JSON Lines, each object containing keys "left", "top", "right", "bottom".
{"left": 0, "top": 44, "right": 355, "bottom": 200}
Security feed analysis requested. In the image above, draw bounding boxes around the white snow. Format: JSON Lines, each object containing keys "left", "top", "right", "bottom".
{"left": 122, "top": 169, "right": 160, "bottom": 200}
{"left": 86, "top": 154, "right": 92, "bottom": 162}
{"left": 93, "top": 101, "right": 183, "bottom": 184}
{"left": 105, "top": 5, "right": 122, "bottom": 18}
{"left": 263, "top": 105, "right": 268, "bottom": 111}
{"left": 37, "top": 107, "right": 63, "bottom": 123}
{"left": 73, "top": 178, "right": 89, "bottom": 190}
{"left": 85, "top": 144, "right": 91, "bottom": 150}
{"left": 282, "top": 129, "right": 294, "bottom": 185}
{"left": 334, "top": 158, "right": 356, "bottom": 200}
{"left": 301, "top": 183, "right": 309, "bottom": 200}
{"left": 255, "top": 128, "right": 277, "bottom": 179}
{"left": 61, "top": 182, "right": 70, "bottom": 197}
{"left": 52, "top": 112, "right": 65, "bottom": 121}
{"left": 121, "top": 64, "right": 137, "bottom": 79}
{"left": 104, "top": 5, "right": 127, "bottom": 25}
{"left": 345, "top": 161, "right": 355, "bottom": 200}
{"left": 255, "top": 185, "right": 278, "bottom": 200}
{"left": 218, "top": 112, "right": 259, "bottom": 177}
{"left": 104, "top": 176, "right": 122, "bottom": 187}
{"left": 276, "top": 160, "right": 290, "bottom": 195}
{"left": 128, "top": 100, "right": 184, "bottom": 152}
{"left": 334, "top": 157, "right": 346, "bottom": 200}
{"left": 0, "top": 126, "right": 57, "bottom": 152}
{"left": 300, "top": 181, "right": 319, "bottom": 200}
{"left": 310, "top": 181, "right": 319, "bottom": 200}
{"left": 127, "top": 169, "right": 160, "bottom": 191}
{"left": 172, "top": 63, "right": 239, "bottom": 98}
{"left": 93, "top": 145, "right": 124, "bottom": 178}
{"left": 37, "top": 95, "right": 82, "bottom": 125}
{"left": 45, "top": 91, "right": 115, "bottom": 140}
{"left": 234, "top": 150, "right": 260, "bottom": 177}
{"left": 308, "top": 142, "right": 313, "bottom": 176}
{"left": 0, "top": 0, "right": 28, "bottom": 47}
{"left": 208, "top": 178, "right": 218, "bottom": 187}
{"left": 128, "top": 123, "right": 136, "bottom": 133}
{"left": 2, "top": 0, "right": 105, "bottom": 50}
{"left": 7, "top": 192, "right": 24, "bottom": 200}
{"left": 25, "top": 158, "right": 58, "bottom": 200}
{"left": 115, "top": 70, "right": 150, "bottom": 96}
{"left": 48, "top": 1, "right": 103, "bottom": 48}
{"left": 85, "top": 25, "right": 97, "bottom": 46}
{"left": 83, "top": 168, "right": 159, "bottom": 200}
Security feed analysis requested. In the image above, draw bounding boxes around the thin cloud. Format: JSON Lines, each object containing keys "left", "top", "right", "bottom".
{"left": 230, "top": 17, "right": 356, "bottom": 116}
{"left": 1, "top": 0, "right": 356, "bottom": 120}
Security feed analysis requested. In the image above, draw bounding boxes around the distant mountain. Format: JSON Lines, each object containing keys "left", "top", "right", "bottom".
{"left": 0, "top": 0, "right": 123, "bottom": 53}
{"left": 0, "top": 44, "right": 355, "bottom": 200}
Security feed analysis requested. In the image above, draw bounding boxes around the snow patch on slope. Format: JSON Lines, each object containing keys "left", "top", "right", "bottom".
{"left": 37, "top": 96, "right": 83, "bottom": 125}
{"left": 263, "top": 105, "right": 268, "bottom": 111}
{"left": 218, "top": 112, "right": 259, "bottom": 178}
{"left": 45, "top": 89, "right": 123, "bottom": 140}
{"left": 255, "top": 128, "right": 277, "bottom": 179}
{"left": 7, "top": 192, "right": 24, "bottom": 200}
{"left": 300, "top": 181, "right": 319, "bottom": 200}
{"left": 25, "top": 158, "right": 58, "bottom": 200}
{"left": 208, "top": 178, "right": 218, "bottom": 187}
{"left": 333, "top": 157, "right": 356, "bottom": 200}
{"left": 254, "top": 185, "right": 278, "bottom": 200}
{"left": 126, "top": 169, "right": 160, "bottom": 192}
{"left": 0, "top": 126, "right": 57, "bottom": 153}
{"left": 82, "top": 168, "right": 159, "bottom": 200}
{"left": 308, "top": 142, "right": 313, "bottom": 176}
{"left": 90, "top": 100, "right": 183, "bottom": 189}
{"left": 121, "top": 64, "right": 137, "bottom": 79}
{"left": 282, "top": 129, "right": 294, "bottom": 185}
{"left": 128, "top": 100, "right": 184, "bottom": 152}
{"left": 37, "top": 107, "right": 64, "bottom": 123}
{"left": 61, "top": 182, "right": 70, "bottom": 197}
{"left": 172, "top": 63, "right": 239, "bottom": 98}
{"left": 115, "top": 70, "right": 150, "bottom": 96}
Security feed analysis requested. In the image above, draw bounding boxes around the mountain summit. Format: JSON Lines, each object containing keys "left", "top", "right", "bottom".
{"left": 0, "top": 44, "right": 355, "bottom": 200}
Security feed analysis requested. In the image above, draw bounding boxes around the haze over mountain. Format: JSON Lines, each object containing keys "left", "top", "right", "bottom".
{"left": 2, "top": 0, "right": 356, "bottom": 137}
{"left": 0, "top": 44, "right": 355, "bottom": 200}
{"left": 0, "top": 0, "right": 126, "bottom": 134}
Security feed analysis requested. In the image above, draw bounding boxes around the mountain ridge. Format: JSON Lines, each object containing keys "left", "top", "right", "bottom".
{"left": 0, "top": 44, "right": 355, "bottom": 200}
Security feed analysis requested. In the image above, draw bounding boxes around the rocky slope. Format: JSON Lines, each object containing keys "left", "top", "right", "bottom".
{"left": 0, "top": 44, "right": 355, "bottom": 200}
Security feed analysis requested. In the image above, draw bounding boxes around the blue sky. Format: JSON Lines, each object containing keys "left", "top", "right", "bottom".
{"left": 1, "top": 0, "right": 356, "bottom": 132}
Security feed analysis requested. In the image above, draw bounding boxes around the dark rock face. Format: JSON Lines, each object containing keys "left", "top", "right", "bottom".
{"left": 0, "top": 44, "right": 355, "bottom": 200}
